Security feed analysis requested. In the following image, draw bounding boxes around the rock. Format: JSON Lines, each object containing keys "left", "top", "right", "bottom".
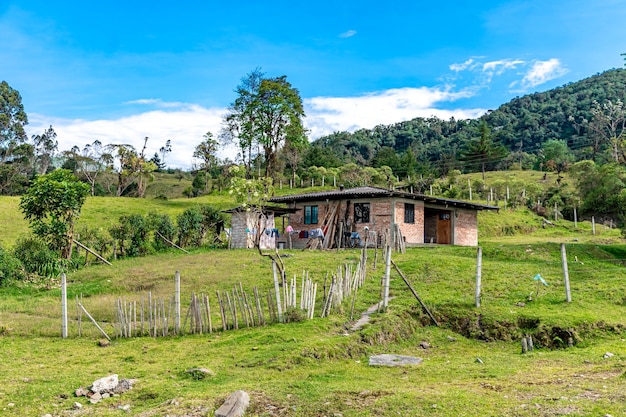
{"left": 91, "top": 374, "right": 119, "bottom": 394}
{"left": 118, "top": 404, "right": 131, "bottom": 412}
{"left": 101, "top": 393, "right": 110, "bottom": 399}
{"left": 215, "top": 390, "right": 250, "bottom": 417}
{"left": 7, "top": 402, "right": 14, "bottom": 407}
{"left": 89, "top": 392, "right": 102, "bottom": 404}
{"left": 185, "top": 367, "right": 215, "bottom": 380}
{"left": 114, "top": 379, "right": 136, "bottom": 394}
{"left": 603, "top": 352, "right": 615, "bottom": 359}
{"left": 475, "top": 358, "right": 484, "bottom": 364}
{"left": 75, "top": 387, "right": 89, "bottom": 397}
{"left": 97, "top": 339, "right": 110, "bottom": 347}
{"left": 419, "top": 341, "right": 431, "bottom": 349}
{"left": 446, "top": 336, "right": 456, "bottom": 342}
{"left": 369, "top": 354, "right": 423, "bottom": 367}
{"left": 73, "top": 402, "right": 82, "bottom": 409}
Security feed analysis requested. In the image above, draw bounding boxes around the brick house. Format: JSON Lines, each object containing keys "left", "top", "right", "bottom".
{"left": 269, "top": 186, "right": 498, "bottom": 248}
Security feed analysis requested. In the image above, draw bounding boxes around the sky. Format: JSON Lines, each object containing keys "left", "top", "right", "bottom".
{"left": 2, "top": 0, "right": 626, "bottom": 168}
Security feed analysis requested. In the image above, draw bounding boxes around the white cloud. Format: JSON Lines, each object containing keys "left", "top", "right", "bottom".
{"left": 482, "top": 59, "right": 525, "bottom": 75}
{"left": 518, "top": 58, "right": 568, "bottom": 89}
{"left": 304, "top": 86, "right": 486, "bottom": 139}
{"left": 449, "top": 58, "right": 475, "bottom": 72}
{"left": 27, "top": 104, "right": 226, "bottom": 169}
{"left": 339, "top": 29, "right": 357, "bottom": 38}
{"left": 124, "top": 99, "right": 189, "bottom": 109}
{"left": 448, "top": 56, "right": 568, "bottom": 92}
{"left": 27, "top": 87, "right": 487, "bottom": 169}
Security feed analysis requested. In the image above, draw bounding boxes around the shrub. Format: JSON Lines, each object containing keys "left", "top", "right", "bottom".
{"left": 12, "top": 236, "right": 78, "bottom": 278}
{"left": 148, "top": 212, "right": 178, "bottom": 251}
{"left": 177, "top": 207, "right": 203, "bottom": 247}
{"left": 0, "top": 246, "right": 25, "bottom": 285}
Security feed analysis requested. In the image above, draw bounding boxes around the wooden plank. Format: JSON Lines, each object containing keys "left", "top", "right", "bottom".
{"left": 390, "top": 260, "right": 439, "bottom": 326}
{"left": 72, "top": 240, "right": 112, "bottom": 265}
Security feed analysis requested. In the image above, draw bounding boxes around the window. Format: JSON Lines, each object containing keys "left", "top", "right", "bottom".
{"left": 304, "top": 205, "right": 318, "bottom": 224}
{"left": 354, "top": 203, "right": 370, "bottom": 223}
{"left": 404, "top": 203, "right": 415, "bottom": 223}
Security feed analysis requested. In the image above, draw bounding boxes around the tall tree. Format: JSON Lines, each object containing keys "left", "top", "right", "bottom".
{"left": 221, "top": 69, "right": 306, "bottom": 178}
{"left": 256, "top": 76, "right": 306, "bottom": 177}
{"left": 460, "top": 121, "right": 508, "bottom": 180}
{"left": 159, "top": 139, "right": 172, "bottom": 168}
{"left": 19, "top": 169, "right": 90, "bottom": 259}
{"left": 221, "top": 68, "right": 264, "bottom": 177}
{"left": 0, "top": 81, "right": 28, "bottom": 164}
{"left": 62, "top": 139, "right": 113, "bottom": 196}
{"left": 193, "top": 131, "right": 220, "bottom": 190}
{"left": 588, "top": 99, "right": 626, "bottom": 163}
{"left": 32, "top": 125, "right": 58, "bottom": 175}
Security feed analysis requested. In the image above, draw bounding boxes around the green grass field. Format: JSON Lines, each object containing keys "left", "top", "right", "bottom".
{"left": 1, "top": 171, "right": 626, "bottom": 416}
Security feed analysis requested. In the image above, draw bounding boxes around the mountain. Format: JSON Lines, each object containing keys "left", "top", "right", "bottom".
{"left": 305, "top": 68, "right": 626, "bottom": 175}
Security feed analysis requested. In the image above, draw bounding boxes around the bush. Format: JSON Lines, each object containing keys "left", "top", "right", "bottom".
{"left": 177, "top": 207, "right": 203, "bottom": 247}
{"left": 0, "top": 246, "right": 25, "bottom": 285}
{"left": 148, "top": 212, "right": 178, "bottom": 251}
{"left": 13, "top": 236, "right": 79, "bottom": 278}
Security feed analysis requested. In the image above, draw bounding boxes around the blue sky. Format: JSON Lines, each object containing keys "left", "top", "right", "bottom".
{"left": 2, "top": 0, "right": 626, "bottom": 167}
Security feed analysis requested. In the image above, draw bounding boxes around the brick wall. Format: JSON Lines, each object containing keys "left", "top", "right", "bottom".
{"left": 395, "top": 200, "right": 425, "bottom": 245}
{"left": 455, "top": 209, "right": 478, "bottom": 246}
{"left": 283, "top": 197, "right": 480, "bottom": 248}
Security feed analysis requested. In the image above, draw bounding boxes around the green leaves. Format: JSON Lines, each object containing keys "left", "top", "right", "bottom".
{"left": 19, "top": 169, "right": 89, "bottom": 258}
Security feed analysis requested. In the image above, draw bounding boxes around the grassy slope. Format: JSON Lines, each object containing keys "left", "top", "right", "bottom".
{"left": 2, "top": 242, "right": 626, "bottom": 416}
{"left": 2, "top": 172, "right": 626, "bottom": 416}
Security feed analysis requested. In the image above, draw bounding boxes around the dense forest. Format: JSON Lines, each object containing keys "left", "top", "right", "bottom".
{"left": 305, "top": 68, "right": 626, "bottom": 176}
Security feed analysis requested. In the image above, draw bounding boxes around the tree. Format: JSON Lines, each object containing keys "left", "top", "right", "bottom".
{"left": 256, "top": 76, "right": 306, "bottom": 177}
{"left": 0, "top": 81, "right": 28, "bottom": 164}
{"left": 588, "top": 99, "right": 626, "bottom": 163}
{"left": 19, "top": 169, "right": 90, "bottom": 259}
{"left": 62, "top": 139, "right": 113, "bottom": 196}
{"left": 32, "top": 125, "right": 58, "bottom": 175}
{"left": 537, "top": 139, "right": 574, "bottom": 174}
{"left": 221, "top": 68, "right": 265, "bottom": 177}
{"left": 280, "top": 128, "right": 309, "bottom": 185}
{"left": 221, "top": 69, "right": 306, "bottom": 178}
{"left": 159, "top": 139, "right": 172, "bottom": 169}
{"left": 108, "top": 139, "right": 157, "bottom": 197}
{"left": 460, "top": 121, "right": 508, "bottom": 180}
{"left": 193, "top": 131, "right": 220, "bottom": 190}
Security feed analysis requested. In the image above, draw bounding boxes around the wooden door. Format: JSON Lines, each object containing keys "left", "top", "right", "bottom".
{"left": 437, "top": 212, "right": 451, "bottom": 244}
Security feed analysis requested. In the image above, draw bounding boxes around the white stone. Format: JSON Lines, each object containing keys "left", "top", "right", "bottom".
{"left": 369, "top": 354, "right": 423, "bottom": 367}
{"left": 91, "top": 374, "right": 119, "bottom": 394}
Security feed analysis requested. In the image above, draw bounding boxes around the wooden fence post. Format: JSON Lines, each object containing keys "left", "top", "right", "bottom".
{"left": 272, "top": 261, "right": 283, "bottom": 323}
{"left": 175, "top": 271, "right": 181, "bottom": 335}
{"left": 592, "top": 216, "right": 596, "bottom": 235}
{"left": 61, "top": 273, "right": 68, "bottom": 338}
{"left": 561, "top": 243, "right": 571, "bottom": 302}
{"left": 382, "top": 228, "right": 393, "bottom": 310}
{"left": 475, "top": 247, "right": 482, "bottom": 308}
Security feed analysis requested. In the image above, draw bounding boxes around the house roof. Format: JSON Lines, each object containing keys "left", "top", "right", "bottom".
{"left": 269, "top": 186, "right": 499, "bottom": 211}
{"left": 222, "top": 205, "right": 300, "bottom": 216}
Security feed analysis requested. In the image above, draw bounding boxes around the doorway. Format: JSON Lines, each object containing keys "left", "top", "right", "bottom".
{"left": 424, "top": 208, "right": 453, "bottom": 244}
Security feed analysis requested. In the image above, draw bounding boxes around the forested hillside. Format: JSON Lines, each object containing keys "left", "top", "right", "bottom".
{"left": 306, "top": 69, "right": 626, "bottom": 176}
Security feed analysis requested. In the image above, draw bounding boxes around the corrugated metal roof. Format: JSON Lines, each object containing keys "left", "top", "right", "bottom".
{"left": 269, "top": 186, "right": 498, "bottom": 211}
